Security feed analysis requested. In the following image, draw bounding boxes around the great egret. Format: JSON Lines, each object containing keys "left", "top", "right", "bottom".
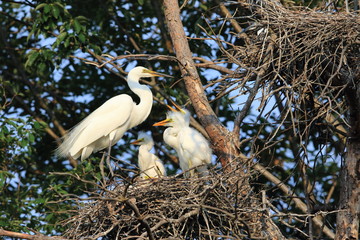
{"left": 56, "top": 66, "right": 172, "bottom": 174}
{"left": 153, "top": 107, "right": 211, "bottom": 177}
{"left": 131, "top": 131, "right": 166, "bottom": 179}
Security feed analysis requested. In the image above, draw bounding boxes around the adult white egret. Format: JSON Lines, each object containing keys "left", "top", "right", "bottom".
{"left": 131, "top": 131, "right": 166, "bottom": 179}
{"left": 153, "top": 107, "right": 211, "bottom": 177}
{"left": 56, "top": 66, "right": 172, "bottom": 174}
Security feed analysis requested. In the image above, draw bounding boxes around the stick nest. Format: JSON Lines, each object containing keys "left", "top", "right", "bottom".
{"left": 227, "top": 0, "right": 360, "bottom": 137}
{"left": 238, "top": 1, "right": 360, "bottom": 74}
{"left": 63, "top": 169, "right": 268, "bottom": 239}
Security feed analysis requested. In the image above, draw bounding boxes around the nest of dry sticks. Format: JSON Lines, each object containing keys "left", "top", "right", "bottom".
{"left": 224, "top": 0, "right": 360, "bottom": 138}
{"left": 63, "top": 167, "right": 269, "bottom": 240}
{"left": 237, "top": 1, "right": 360, "bottom": 75}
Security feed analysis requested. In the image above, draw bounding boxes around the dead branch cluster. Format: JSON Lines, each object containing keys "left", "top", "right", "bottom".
{"left": 63, "top": 168, "right": 271, "bottom": 240}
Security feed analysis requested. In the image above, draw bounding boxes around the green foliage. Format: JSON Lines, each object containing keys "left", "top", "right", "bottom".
{"left": 0, "top": 117, "right": 48, "bottom": 232}
{"left": 25, "top": 49, "right": 56, "bottom": 77}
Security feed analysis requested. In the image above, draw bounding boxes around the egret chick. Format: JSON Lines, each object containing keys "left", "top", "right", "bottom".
{"left": 153, "top": 107, "right": 211, "bottom": 177}
{"left": 56, "top": 66, "right": 172, "bottom": 175}
{"left": 131, "top": 131, "right": 166, "bottom": 179}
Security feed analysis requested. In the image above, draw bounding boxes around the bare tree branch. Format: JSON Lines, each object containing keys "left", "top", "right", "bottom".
{"left": 0, "top": 229, "right": 67, "bottom": 240}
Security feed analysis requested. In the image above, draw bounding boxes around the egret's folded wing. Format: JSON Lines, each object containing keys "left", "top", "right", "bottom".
{"left": 179, "top": 128, "right": 212, "bottom": 164}
{"left": 57, "top": 95, "right": 133, "bottom": 157}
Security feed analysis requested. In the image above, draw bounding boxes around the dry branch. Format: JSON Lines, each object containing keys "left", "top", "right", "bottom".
{"left": 0, "top": 229, "right": 66, "bottom": 240}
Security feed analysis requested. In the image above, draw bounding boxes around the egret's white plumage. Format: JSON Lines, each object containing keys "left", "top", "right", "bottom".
{"left": 153, "top": 108, "right": 211, "bottom": 177}
{"left": 56, "top": 66, "right": 172, "bottom": 165}
{"left": 131, "top": 131, "right": 166, "bottom": 179}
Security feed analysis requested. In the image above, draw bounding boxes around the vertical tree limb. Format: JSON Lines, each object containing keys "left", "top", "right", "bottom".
{"left": 336, "top": 84, "right": 360, "bottom": 239}
{"left": 163, "top": 0, "right": 242, "bottom": 168}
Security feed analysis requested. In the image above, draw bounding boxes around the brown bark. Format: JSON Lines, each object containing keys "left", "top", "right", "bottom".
{"left": 336, "top": 140, "right": 360, "bottom": 239}
{"left": 336, "top": 86, "right": 360, "bottom": 239}
{"left": 162, "top": 0, "right": 242, "bottom": 169}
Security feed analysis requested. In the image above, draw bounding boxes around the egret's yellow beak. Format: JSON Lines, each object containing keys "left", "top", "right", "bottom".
{"left": 143, "top": 69, "right": 173, "bottom": 78}
{"left": 153, "top": 118, "right": 173, "bottom": 126}
{"left": 166, "top": 103, "right": 186, "bottom": 114}
{"left": 131, "top": 138, "right": 144, "bottom": 145}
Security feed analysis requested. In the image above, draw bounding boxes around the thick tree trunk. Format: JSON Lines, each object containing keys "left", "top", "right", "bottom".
{"left": 162, "top": 0, "right": 241, "bottom": 168}
{"left": 336, "top": 142, "right": 360, "bottom": 239}
{"left": 336, "top": 88, "right": 360, "bottom": 239}
{"left": 336, "top": 140, "right": 360, "bottom": 239}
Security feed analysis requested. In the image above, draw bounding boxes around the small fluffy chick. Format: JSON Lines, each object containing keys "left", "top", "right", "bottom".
{"left": 131, "top": 131, "right": 166, "bottom": 179}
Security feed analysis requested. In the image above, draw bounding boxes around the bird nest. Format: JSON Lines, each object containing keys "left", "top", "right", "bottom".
{"left": 223, "top": 0, "right": 360, "bottom": 139}
{"left": 237, "top": 0, "right": 360, "bottom": 74}
{"left": 62, "top": 167, "right": 268, "bottom": 239}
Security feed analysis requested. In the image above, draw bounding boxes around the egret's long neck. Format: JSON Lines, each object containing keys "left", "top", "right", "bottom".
{"left": 138, "top": 142, "right": 154, "bottom": 168}
{"left": 127, "top": 76, "right": 153, "bottom": 128}
{"left": 140, "top": 142, "right": 153, "bottom": 153}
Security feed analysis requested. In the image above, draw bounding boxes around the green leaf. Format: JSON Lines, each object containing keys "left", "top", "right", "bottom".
{"left": 90, "top": 44, "right": 102, "bottom": 55}
{"left": 25, "top": 52, "right": 39, "bottom": 69}
{"left": 2, "top": 126, "right": 9, "bottom": 134}
{"left": 50, "top": 21, "right": 57, "bottom": 30}
{"left": 73, "top": 19, "right": 82, "bottom": 34}
{"left": 78, "top": 33, "right": 86, "bottom": 43}
{"left": 44, "top": 213, "right": 54, "bottom": 221}
{"left": 33, "top": 121, "right": 42, "bottom": 130}
{"left": 52, "top": 5, "right": 60, "bottom": 19}
{"left": 35, "top": 3, "right": 47, "bottom": 11}
{"left": 42, "top": 13, "right": 49, "bottom": 22}
{"left": 27, "top": 28, "right": 36, "bottom": 41}
{"left": 20, "top": 138, "right": 28, "bottom": 148}
{"left": 200, "top": 3, "right": 208, "bottom": 10}
{"left": 40, "top": 121, "right": 48, "bottom": 128}
{"left": 28, "top": 133, "right": 35, "bottom": 143}
{"left": 38, "top": 62, "right": 47, "bottom": 73}
{"left": 57, "top": 32, "right": 67, "bottom": 43}
{"left": 64, "top": 37, "right": 70, "bottom": 48}
{"left": 138, "top": 0, "right": 144, "bottom": 5}
{"left": 44, "top": 4, "right": 51, "bottom": 13}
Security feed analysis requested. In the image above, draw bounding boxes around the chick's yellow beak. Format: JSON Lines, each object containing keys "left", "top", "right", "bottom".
{"left": 166, "top": 103, "right": 186, "bottom": 114}
{"left": 131, "top": 138, "right": 144, "bottom": 145}
{"left": 153, "top": 118, "right": 173, "bottom": 126}
{"left": 166, "top": 104, "right": 177, "bottom": 112}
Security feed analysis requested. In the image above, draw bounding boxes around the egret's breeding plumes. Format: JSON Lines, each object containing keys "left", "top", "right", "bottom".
{"left": 56, "top": 66, "right": 172, "bottom": 174}
{"left": 131, "top": 131, "right": 166, "bottom": 179}
{"left": 153, "top": 107, "right": 212, "bottom": 177}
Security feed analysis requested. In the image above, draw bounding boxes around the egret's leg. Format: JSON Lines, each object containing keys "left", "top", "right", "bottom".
{"left": 189, "top": 159, "right": 195, "bottom": 178}
{"left": 99, "top": 151, "right": 107, "bottom": 185}
{"left": 81, "top": 146, "right": 93, "bottom": 161}
{"left": 197, "top": 165, "right": 209, "bottom": 177}
{"left": 106, "top": 141, "right": 114, "bottom": 176}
